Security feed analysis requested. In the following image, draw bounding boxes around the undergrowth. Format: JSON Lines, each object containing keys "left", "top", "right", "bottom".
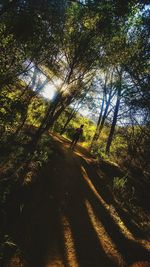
{"left": 0, "top": 131, "right": 55, "bottom": 265}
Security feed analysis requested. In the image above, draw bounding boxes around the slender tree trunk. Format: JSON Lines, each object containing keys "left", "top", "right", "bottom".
{"left": 90, "top": 96, "right": 105, "bottom": 148}
{"left": 90, "top": 71, "right": 116, "bottom": 151}
{"left": 60, "top": 86, "right": 89, "bottom": 135}
{"left": 90, "top": 88, "right": 114, "bottom": 150}
{"left": 31, "top": 92, "right": 62, "bottom": 139}
{"left": 60, "top": 110, "right": 76, "bottom": 135}
{"left": 98, "top": 98, "right": 110, "bottom": 133}
{"left": 28, "top": 67, "right": 90, "bottom": 147}
{"left": 29, "top": 89, "right": 73, "bottom": 147}
{"left": 10, "top": 84, "right": 44, "bottom": 140}
{"left": 105, "top": 72, "right": 122, "bottom": 155}
{"left": 14, "top": 114, "right": 28, "bottom": 136}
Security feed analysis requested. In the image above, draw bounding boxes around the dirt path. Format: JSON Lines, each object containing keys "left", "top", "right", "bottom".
{"left": 7, "top": 135, "right": 150, "bottom": 267}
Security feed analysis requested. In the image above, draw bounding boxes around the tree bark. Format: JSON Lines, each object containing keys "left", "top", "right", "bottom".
{"left": 90, "top": 96, "right": 105, "bottom": 148}
{"left": 105, "top": 71, "right": 122, "bottom": 155}
{"left": 90, "top": 70, "right": 116, "bottom": 150}
{"left": 60, "top": 109, "right": 76, "bottom": 135}
{"left": 60, "top": 87, "right": 89, "bottom": 135}
{"left": 90, "top": 88, "right": 114, "bottom": 149}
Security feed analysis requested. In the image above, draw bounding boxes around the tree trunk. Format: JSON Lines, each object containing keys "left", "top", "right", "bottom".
{"left": 29, "top": 70, "right": 90, "bottom": 147}
{"left": 29, "top": 89, "right": 74, "bottom": 147}
{"left": 60, "top": 87, "right": 89, "bottom": 135}
{"left": 105, "top": 72, "right": 122, "bottom": 155}
{"left": 14, "top": 114, "right": 28, "bottom": 136}
{"left": 90, "top": 71, "right": 116, "bottom": 151}
{"left": 90, "top": 96, "right": 105, "bottom": 148}
{"left": 60, "top": 110, "right": 76, "bottom": 135}
{"left": 90, "top": 88, "right": 114, "bottom": 151}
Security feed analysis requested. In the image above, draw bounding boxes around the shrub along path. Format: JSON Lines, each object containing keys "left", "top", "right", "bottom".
{"left": 6, "top": 134, "right": 150, "bottom": 267}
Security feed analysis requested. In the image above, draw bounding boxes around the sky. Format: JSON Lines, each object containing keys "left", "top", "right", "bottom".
{"left": 21, "top": 64, "right": 56, "bottom": 100}
{"left": 21, "top": 64, "right": 92, "bottom": 121}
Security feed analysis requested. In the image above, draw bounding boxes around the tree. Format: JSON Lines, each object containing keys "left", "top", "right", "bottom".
{"left": 90, "top": 68, "right": 116, "bottom": 149}
{"left": 0, "top": 0, "right": 65, "bottom": 89}
{"left": 30, "top": 0, "right": 141, "bottom": 146}
{"left": 105, "top": 68, "right": 123, "bottom": 154}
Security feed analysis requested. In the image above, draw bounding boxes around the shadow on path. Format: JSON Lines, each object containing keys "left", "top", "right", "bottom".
{"left": 2, "top": 135, "right": 150, "bottom": 267}
{"left": 62, "top": 160, "right": 117, "bottom": 267}
{"left": 79, "top": 156, "right": 150, "bottom": 266}
{"left": 80, "top": 155, "right": 149, "bottom": 239}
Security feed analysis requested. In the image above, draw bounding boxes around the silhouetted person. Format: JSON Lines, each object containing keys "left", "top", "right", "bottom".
{"left": 70, "top": 124, "right": 84, "bottom": 149}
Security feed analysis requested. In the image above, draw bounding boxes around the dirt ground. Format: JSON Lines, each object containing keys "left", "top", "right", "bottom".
{"left": 5, "top": 135, "right": 150, "bottom": 267}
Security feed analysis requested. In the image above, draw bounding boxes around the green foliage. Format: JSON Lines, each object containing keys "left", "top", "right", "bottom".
{"left": 0, "top": 1, "right": 149, "bottom": 263}
{"left": 54, "top": 109, "right": 96, "bottom": 146}
{"left": 113, "top": 174, "right": 136, "bottom": 206}
{"left": 27, "top": 96, "right": 48, "bottom": 127}
{"left": 109, "top": 134, "right": 128, "bottom": 158}
{"left": 0, "top": 22, "right": 25, "bottom": 85}
{"left": 0, "top": 83, "right": 26, "bottom": 136}
{"left": 113, "top": 176, "right": 127, "bottom": 191}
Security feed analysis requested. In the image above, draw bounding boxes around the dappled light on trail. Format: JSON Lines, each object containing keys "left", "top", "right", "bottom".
{"left": 81, "top": 165, "right": 150, "bottom": 254}
{"left": 3, "top": 135, "right": 150, "bottom": 267}
{"left": 81, "top": 166, "right": 134, "bottom": 240}
{"left": 61, "top": 214, "right": 79, "bottom": 267}
{"left": 45, "top": 259, "right": 63, "bottom": 267}
{"left": 51, "top": 135, "right": 150, "bottom": 265}
{"left": 74, "top": 150, "right": 95, "bottom": 164}
{"left": 85, "top": 199, "right": 126, "bottom": 267}
{"left": 129, "top": 262, "right": 150, "bottom": 267}
{"left": 1, "top": 0, "right": 150, "bottom": 265}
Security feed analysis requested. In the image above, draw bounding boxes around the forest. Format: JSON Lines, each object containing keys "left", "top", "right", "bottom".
{"left": 0, "top": 1, "right": 150, "bottom": 267}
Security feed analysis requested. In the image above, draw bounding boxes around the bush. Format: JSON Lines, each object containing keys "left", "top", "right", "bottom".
{"left": 113, "top": 175, "right": 135, "bottom": 205}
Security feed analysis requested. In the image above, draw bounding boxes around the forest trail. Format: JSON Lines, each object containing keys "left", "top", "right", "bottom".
{"left": 8, "top": 134, "right": 150, "bottom": 267}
